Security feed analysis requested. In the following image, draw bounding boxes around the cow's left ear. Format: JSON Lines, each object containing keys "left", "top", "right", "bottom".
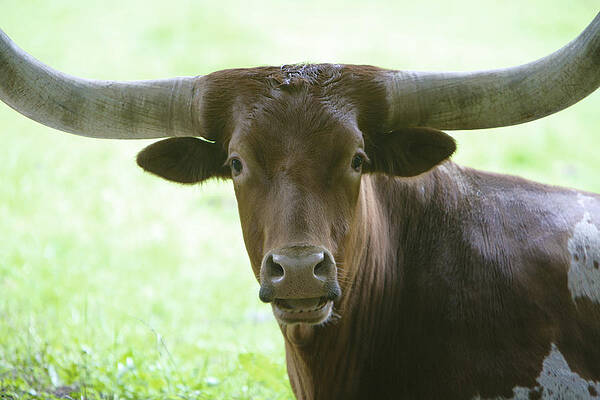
{"left": 364, "top": 127, "right": 456, "bottom": 177}
{"left": 136, "top": 137, "right": 230, "bottom": 184}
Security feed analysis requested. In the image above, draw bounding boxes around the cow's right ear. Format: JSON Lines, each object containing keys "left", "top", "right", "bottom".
{"left": 136, "top": 137, "right": 230, "bottom": 184}
{"left": 364, "top": 127, "right": 456, "bottom": 177}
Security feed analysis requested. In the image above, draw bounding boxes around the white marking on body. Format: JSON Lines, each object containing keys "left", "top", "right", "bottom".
{"left": 576, "top": 193, "right": 594, "bottom": 208}
{"left": 567, "top": 211, "right": 600, "bottom": 303}
{"left": 473, "top": 344, "right": 600, "bottom": 399}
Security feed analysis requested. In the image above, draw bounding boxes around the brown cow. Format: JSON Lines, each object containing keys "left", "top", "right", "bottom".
{"left": 1, "top": 13, "right": 600, "bottom": 399}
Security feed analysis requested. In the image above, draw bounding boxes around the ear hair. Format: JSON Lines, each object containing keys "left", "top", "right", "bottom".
{"left": 136, "top": 137, "right": 230, "bottom": 184}
{"left": 365, "top": 127, "right": 456, "bottom": 177}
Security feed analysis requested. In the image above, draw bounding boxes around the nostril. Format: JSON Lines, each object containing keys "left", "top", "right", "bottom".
{"left": 271, "top": 263, "right": 284, "bottom": 279}
{"left": 267, "top": 256, "right": 285, "bottom": 283}
{"left": 313, "top": 260, "right": 329, "bottom": 280}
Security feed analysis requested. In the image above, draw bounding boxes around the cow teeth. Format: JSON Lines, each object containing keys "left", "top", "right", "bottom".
{"left": 275, "top": 299, "right": 329, "bottom": 314}
{"left": 283, "top": 302, "right": 327, "bottom": 314}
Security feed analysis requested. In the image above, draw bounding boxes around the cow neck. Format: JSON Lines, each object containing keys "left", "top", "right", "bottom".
{"left": 279, "top": 164, "right": 453, "bottom": 399}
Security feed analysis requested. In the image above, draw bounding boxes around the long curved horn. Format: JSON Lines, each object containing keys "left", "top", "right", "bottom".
{"left": 0, "top": 29, "right": 202, "bottom": 139}
{"left": 382, "top": 13, "right": 600, "bottom": 131}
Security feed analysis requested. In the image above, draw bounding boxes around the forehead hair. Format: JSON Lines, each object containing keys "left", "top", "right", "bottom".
{"left": 226, "top": 66, "right": 363, "bottom": 154}
{"left": 266, "top": 63, "right": 344, "bottom": 89}
{"left": 202, "top": 64, "right": 386, "bottom": 148}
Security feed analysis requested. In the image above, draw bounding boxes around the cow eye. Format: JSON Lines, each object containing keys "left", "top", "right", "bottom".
{"left": 351, "top": 154, "right": 364, "bottom": 171}
{"left": 230, "top": 158, "right": 243, "bottom": 175}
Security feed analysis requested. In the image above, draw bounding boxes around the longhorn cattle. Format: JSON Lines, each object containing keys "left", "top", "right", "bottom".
{"left": 1, "top": 13, "right": 600, "bottom": 400}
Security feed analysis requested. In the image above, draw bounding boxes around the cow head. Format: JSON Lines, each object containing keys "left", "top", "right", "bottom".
{"left": 135, "top": 65, "right": 456, "bottom": 325}
{"left": 2, "top": 16, "right": 598, "bottom": 324}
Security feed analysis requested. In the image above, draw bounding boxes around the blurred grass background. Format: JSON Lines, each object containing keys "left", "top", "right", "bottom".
{"left": 0, "top": 0, "right": 598, "bottom": 398}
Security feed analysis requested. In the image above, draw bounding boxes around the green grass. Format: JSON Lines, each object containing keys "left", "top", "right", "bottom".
{"left": 0, "top": 0, "right": 599, "bottom": 398}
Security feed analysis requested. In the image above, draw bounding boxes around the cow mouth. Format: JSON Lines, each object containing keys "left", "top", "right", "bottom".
{"left": 272, "top": 297, "right": 333, "bottom": 325}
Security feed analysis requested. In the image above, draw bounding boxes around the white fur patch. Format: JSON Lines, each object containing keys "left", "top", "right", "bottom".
{"left": 567, "top": 212, "right": 600, "bottom": 303}
{"left": 536, "top": 344, "right": 600, "bottom": 398}
{"left": 473, "top": 344, "right": 600, "bottom": 399}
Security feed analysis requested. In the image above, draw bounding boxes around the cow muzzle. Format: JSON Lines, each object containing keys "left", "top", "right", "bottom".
{"left": 259, "top": 245, "right": 341, "bottom": 325}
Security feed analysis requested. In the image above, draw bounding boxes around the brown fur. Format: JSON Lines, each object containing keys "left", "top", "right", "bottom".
{"left": 136, "top": 64, "right": 600, "bottom": 399}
